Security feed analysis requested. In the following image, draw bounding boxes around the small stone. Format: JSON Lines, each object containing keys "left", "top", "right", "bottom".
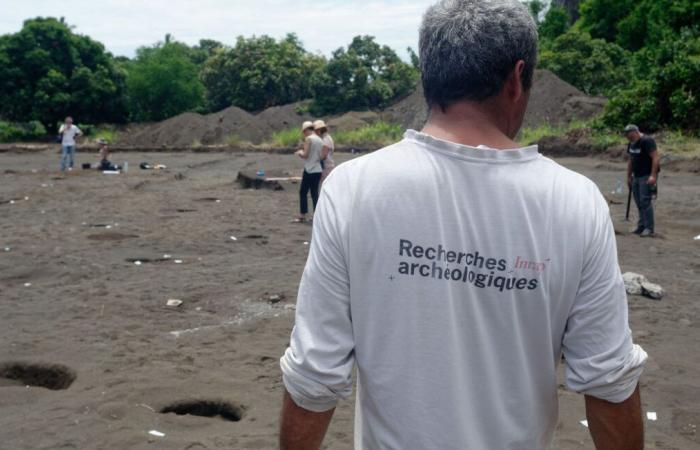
{"left": 174, "top": 260, "right": 183, "bottom": 264}
{"left": 166, "top": 299, "right": 183, "bottom": 307}
{"left": 641, "top": 281, "right": 664, "bottom": 300}
{"left": 269, "top": 294, "right": 284, "bottom": 304}
{"left": 622, "top": 272, "right": 647, "bottom": 295}
{"left": 133, "top": 260, "right": 142, "bottom": 266}
{"left": 23, "top": 282, "right": 31, "bottom": 287}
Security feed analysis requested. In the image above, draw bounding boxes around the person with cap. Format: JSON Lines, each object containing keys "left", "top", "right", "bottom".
{"left": 313, "top": 120, "right": 335, "bottom": 183}
{"left": 58, "top": 116, "right": 82, "bottom": 171}
{"left": 279, "top": 1, "right": 646, "bottom": 449}
{"left": 624, "top": 124, "right": 659, "bottom": 237}
{"left": 294, "top": 121, "right": 324, "bottom": 223}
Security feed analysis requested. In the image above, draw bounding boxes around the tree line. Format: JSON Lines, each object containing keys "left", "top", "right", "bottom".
{"left": 0, "top": 17, "right": 419, "bottom": 132}
{"left": 2, "top": 2, "right": 700, "bottom": 136}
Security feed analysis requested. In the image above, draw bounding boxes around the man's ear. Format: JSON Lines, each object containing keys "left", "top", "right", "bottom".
{"left": 506, "top": 60, "right": 526, "bottom": 103}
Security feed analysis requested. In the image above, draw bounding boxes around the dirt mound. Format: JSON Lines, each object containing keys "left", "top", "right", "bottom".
{"left": 328, "top": 111, "right": 380, "bottom": 132}
{"left": 118, "top": 102, "right": 312, "bottom": 147}
{"left": 381, "top": 86, "right": 428, "bottom": 131}
{"left": 523, "top": 70, "right": 607, "bottom": 128}
{"left": 118, "top": 70, "right": 604, "bottom": 148}
{"left": 381, "top": 69, "right": 606, "bottom": 132}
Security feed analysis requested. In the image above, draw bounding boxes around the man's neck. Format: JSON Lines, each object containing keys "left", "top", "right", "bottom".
{"left": 421, "top": 102, "right": 522, "bottom": 150}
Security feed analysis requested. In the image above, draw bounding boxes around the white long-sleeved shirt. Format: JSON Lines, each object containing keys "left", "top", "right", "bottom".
{"left": 281, "top": 130, "right": 647, "bottom": 450}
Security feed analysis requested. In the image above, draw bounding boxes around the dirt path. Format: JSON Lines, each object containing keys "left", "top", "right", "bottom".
{"left": 0, "top": 151, "right": 698, "bottom": 449}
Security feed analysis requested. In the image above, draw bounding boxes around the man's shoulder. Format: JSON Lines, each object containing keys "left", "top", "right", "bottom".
{"left": 641, "top": 135, "right": 657, "bottom": 149}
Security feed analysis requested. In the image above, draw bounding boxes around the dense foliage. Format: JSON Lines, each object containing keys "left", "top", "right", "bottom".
{"left": 311, "top": 36, "right": 418, "bottom": 114}
{"left": 126, "top": 40, "right": 205, "bottom": 121}
{"left": 538, "top": 0, "right": 700, "bottom": 131}
{"left": 201, "top": 34, "right": 323, "bottom": 112}
{"left": 0, "top": 18, "right": 127, "bottom": 132}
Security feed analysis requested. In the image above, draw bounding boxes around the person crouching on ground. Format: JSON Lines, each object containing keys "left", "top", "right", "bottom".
{"left": 98, "top": 139, "right": 117, "bottom": 170}
{"left": 625, "top": 124, "right": 659, "bottom": 237}
{"left": 294, "top": 121, "right": 324, "bottom": 223}
{"left": 58, "top": 116, "right": 82, "bottom": 171}
{"left": 314, "top": 120, "right": 335, "bottom": 184}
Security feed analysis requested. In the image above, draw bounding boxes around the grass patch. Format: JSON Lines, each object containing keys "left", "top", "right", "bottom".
{"left": 271, "top": 128, "right": 302, "bottom": 147}
{"left": 91, "top": 127, "right": 118, "bottom": 144}
{"left": 0, "top": 120, "right": 46, "bottom": 142}
{"left": 518, "top": 123, "right": 568, "bottom": 145}
{"left": 224, "top": 133, "right": 250, "bottom": 147}
{"left": 334, "top": 122, "right": 404, "bottom": 148}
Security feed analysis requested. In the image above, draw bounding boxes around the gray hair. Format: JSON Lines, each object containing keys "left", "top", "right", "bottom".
{"left": 419, "top": 0, "right": 538, "bottom": 109}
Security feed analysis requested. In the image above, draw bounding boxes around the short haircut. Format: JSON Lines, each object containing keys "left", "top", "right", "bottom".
{"left": 419, "top": 0, "right": 538, "bottom": 110}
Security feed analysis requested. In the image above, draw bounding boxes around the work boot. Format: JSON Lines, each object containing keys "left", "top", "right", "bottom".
{"left": 640, "top": 229, "right": 654, "bottom": 238}
{"left": 632, "top": 226, "right": 645, "bottom": 235}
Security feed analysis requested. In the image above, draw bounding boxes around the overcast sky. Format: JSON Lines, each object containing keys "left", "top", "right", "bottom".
{"left": 0, "top": 0, "right": 435, "bottom": 59}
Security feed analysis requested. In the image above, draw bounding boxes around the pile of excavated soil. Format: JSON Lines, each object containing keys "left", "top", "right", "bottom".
{"left": 117, "top": 102, "right": 313, "bottom": 147}
{"left": 381, "top": 69, "right": 607, "bottom": 131}
{"left": 118, "top": 70, "right": 605, "bottom": 148}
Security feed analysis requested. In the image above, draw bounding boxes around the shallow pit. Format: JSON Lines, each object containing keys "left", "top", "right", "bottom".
{"left": 160, "top": 400, "right": 244, "bottom": 422}
{"left": 0, "top": 362, "right": 76, "bottom": 390}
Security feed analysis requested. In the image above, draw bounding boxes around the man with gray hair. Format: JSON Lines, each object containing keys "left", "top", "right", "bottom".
{"left": 279, "top": 1, "right": 646, "bottom": 449}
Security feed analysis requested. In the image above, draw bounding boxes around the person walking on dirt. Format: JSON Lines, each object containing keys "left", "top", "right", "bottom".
{"left": 58, "top": 116, "right": 82, "bottom": 171}
{"left": 279, "top": 1, "right": 647, "bottom": 449}
{"left": 313, "top": 120, "right": 335, "bottom": 183}
{"left": 294, "top": 121, "right": 323, "bottom": 222}
{"left": 625, "top": 124, "right": 659, "bottom": 237}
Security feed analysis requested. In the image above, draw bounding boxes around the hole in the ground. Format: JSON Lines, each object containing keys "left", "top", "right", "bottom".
{"left": 125, "top": 257, "right": 170, "bottom": 264}
{"left": 160, "top": 400, "right": 244, "bottom": 422}
{"left": 176, "top": 208, "right": 198, "bottom": 213}
{"left": 244, "top": 234, "right": 267, "bottom": 239}
{"left": 0, "top": 362, "right": 76, "bottom": 390}
{"left": 88, "top": 232, "right": 139, "bottom": 241}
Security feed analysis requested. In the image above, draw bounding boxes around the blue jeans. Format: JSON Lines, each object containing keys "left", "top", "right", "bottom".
{"left": 632, "top": 175, "right": 654, "bottom": 232}
{"left": 60, "top": 145, "right": 75, "bottom": 171}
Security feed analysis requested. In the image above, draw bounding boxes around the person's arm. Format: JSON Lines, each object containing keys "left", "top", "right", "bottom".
{"left": 279, "top": 171, "right": 354, "bottom": 448}
{"left": 626, "top": 159, "right": 633, "bottom": 186}
{"left": 562, "top": 186, "right": 647, "bottom": 448}
{"left": 296, "top": 137, "right": 311, "bottom": 159}
{"left": 647, "top": 150, "right": 659, "bottom": 185}
{"left": 279, "top": 391, "right": 335, "bottom": 450}
{"left": 320, "top": 145, "right": 330, "bottom": 161}
{"left": 586, "top": 385, "right": 643, "bottom": 450}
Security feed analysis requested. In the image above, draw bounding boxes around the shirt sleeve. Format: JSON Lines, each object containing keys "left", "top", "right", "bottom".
{"left": 59, "top": 125, "right": 65, "bottom": 133}
{"left": 644, "top": 137, "right": 657, "bottom": 153}
{"left": 280, "top": 176, "right": 354, "bottom": 412}
{"left": 562, "top": 189, "right": 647, "bottom": 403}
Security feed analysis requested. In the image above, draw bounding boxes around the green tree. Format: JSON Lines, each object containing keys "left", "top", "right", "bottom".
{"left": 539, "top": 6, "right": 571, "bottom": 41}
{"left": 126, "top": 39, "right": 205, "bottom": 121}
{"left": 602, "top": 30, "right": 700, "bottom": 130}
{"left": 201, "top": 33, "right": 324, "bottom": 112}
{"left": 312, "top": 36, "right": 418, "bottom": 114}
{"left": 0, "top": 17, "right": 127, "bottom": 131}
{"left": 579, "top": 0, "right": 635, "bottom": 42}
{"left": 539, "top": 28, "right": 631, "bottom": 96}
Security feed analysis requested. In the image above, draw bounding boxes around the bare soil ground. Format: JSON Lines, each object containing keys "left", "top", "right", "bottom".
{"left": 0, "top": 150, "right": 698, "bottom": 449}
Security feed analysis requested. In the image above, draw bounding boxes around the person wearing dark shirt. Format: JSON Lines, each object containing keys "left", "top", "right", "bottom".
{"left": 625, "top": 124, "right": 659, "bottom": 237}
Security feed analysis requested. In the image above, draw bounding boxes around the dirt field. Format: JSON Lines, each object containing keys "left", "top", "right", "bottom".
{"left": 1, "top": 149, "right": 698, "bottom": 450}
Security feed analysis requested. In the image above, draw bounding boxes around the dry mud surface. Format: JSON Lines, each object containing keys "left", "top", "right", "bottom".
{"left": 0, "top": 150, "right": 699, "bottom": 449}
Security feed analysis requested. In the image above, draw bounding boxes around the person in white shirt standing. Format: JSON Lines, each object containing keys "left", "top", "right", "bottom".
{"left": 58, "top": 116, "right": 82, "bottom": 171}
{"left": 294, "top": 121, "right": 324, "bottom": 223}
{"left": 313, "top": 120, "right": 335, "bottom": 184}
{"left": 279, "top": 1, "right": 647, "bottom": 449}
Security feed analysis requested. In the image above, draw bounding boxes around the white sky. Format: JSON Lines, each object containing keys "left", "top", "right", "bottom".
{"left": 0, "top": 0, "right": 434, "bottom": 59}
